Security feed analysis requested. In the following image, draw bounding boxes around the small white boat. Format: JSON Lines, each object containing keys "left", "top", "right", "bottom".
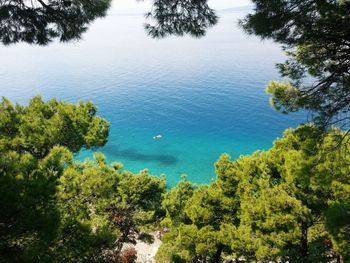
{"left": 153, "top": 135, "right": 162, "bottom": 139}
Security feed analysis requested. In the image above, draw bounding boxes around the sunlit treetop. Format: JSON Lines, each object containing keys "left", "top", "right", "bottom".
{"left": 0, "top": 96, "right": 110, "bottom": 158}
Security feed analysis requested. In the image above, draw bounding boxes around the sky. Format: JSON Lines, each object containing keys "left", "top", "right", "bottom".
{"left": 110, "top": 0, "right": 252, "bottom": 13}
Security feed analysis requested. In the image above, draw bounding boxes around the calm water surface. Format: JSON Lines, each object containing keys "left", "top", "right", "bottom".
{"left": 0, "top": 10, "right": 305, "bottom": 186}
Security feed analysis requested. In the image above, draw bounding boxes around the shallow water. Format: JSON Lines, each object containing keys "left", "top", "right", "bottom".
{"left": 0, "top": 10, "right": 305, "bottom": 186}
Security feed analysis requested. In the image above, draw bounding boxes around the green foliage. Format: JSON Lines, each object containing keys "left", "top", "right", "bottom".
{"left": 0, "top": 96, "right": 109, "bottom": 158}
{"left": 0, "top": 146, "right": 73, "bottom": 262}
{"left": 233, "top": 125, "right": 350, "bottom": 262}
{"left": 157, "top": 125, "right": 350, "bottom": 262}
{"left": 157, "top": 166, "right": 239, "bottom": 262}
{"left": 2, "top": 1, "right": 350, "bottom": 262}
{"left": 54, "top": 154, "right": 166, "bottom": 261}
{"left": 1, "top": 97, "right": 349, "bottom": 262}
{"left": 325, "top": 182, "right": 350, "bottom": 261}
{"left": 161, "top": 176, "right": 194, "bottom": 226}
{"left": 145, "top": 0, "right": 218, "bottom": 38}
{"left": 0, "top": 97, "right": 165, "bottom": 262}
{"left": 0, "top": 0, "right": 112, "bottom": 45}
{"left": 0, "top": 96, "right": 110, "bottom": 262}
{"left": 0, "top": 0, "right": 218, "bottom": 45}
{"left": 156, "top": 223, "right": 223, "bottom": 263}
{"left": 240, "top": 0, "right": 350, "bottom": 128}
{"left": 266, "top": 81, "right": 303, "bottom": 113}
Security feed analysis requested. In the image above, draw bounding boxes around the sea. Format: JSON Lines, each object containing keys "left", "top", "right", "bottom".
{"left": 0, "top": 7, "right": 306, "bottom": 186}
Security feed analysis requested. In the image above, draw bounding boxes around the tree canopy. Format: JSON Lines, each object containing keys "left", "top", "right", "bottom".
{"left": 156, "top": 125, "right": 350, "bottom": 262}
{"left": 1, "top": 1, "right": 350, "bottom": 262}
{"left": 145, "top": 0, "right": 218, "bottom": 38}
{"left": 0, "top": 96, "right": 109, "bottom": 158}
{"left": 0, "top": 97, "right": 165, "bottom": 262}
{"left": 54, "top": 154, "right": 165, "bottom": 262}
{"left": 240, "top": 0, "right": 350, "bottom": 129}
{"left": 0, "top": 0, "right": 112, "bottom": 45}
{"left": 0, "top": 0, "right": 218, "bottom": 45}
{"left": 0, "top": 96, "right": 109, "bottom": 261}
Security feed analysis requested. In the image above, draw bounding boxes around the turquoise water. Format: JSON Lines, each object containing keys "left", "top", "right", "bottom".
{"left": 0, "top": 10, "right": 305, "bottom": 186}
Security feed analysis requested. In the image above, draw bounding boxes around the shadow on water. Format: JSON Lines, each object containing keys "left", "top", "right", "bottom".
{"left": 103, "top": 145, "right": 178, "bottom": 165}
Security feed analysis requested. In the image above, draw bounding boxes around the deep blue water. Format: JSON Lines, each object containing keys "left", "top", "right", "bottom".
{"left": 0, "top": 11, "right": 305, "bottom": 186}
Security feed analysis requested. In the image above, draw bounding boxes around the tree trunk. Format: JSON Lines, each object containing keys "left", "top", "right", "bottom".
{"left": 300, "top": 221, "right": 308, "bottom": 261}
{"left": 337, "top": 254, "right": 344, "bottom": 263}
{"left": 210, "top": 244, "right": 224, "bottom": 263}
